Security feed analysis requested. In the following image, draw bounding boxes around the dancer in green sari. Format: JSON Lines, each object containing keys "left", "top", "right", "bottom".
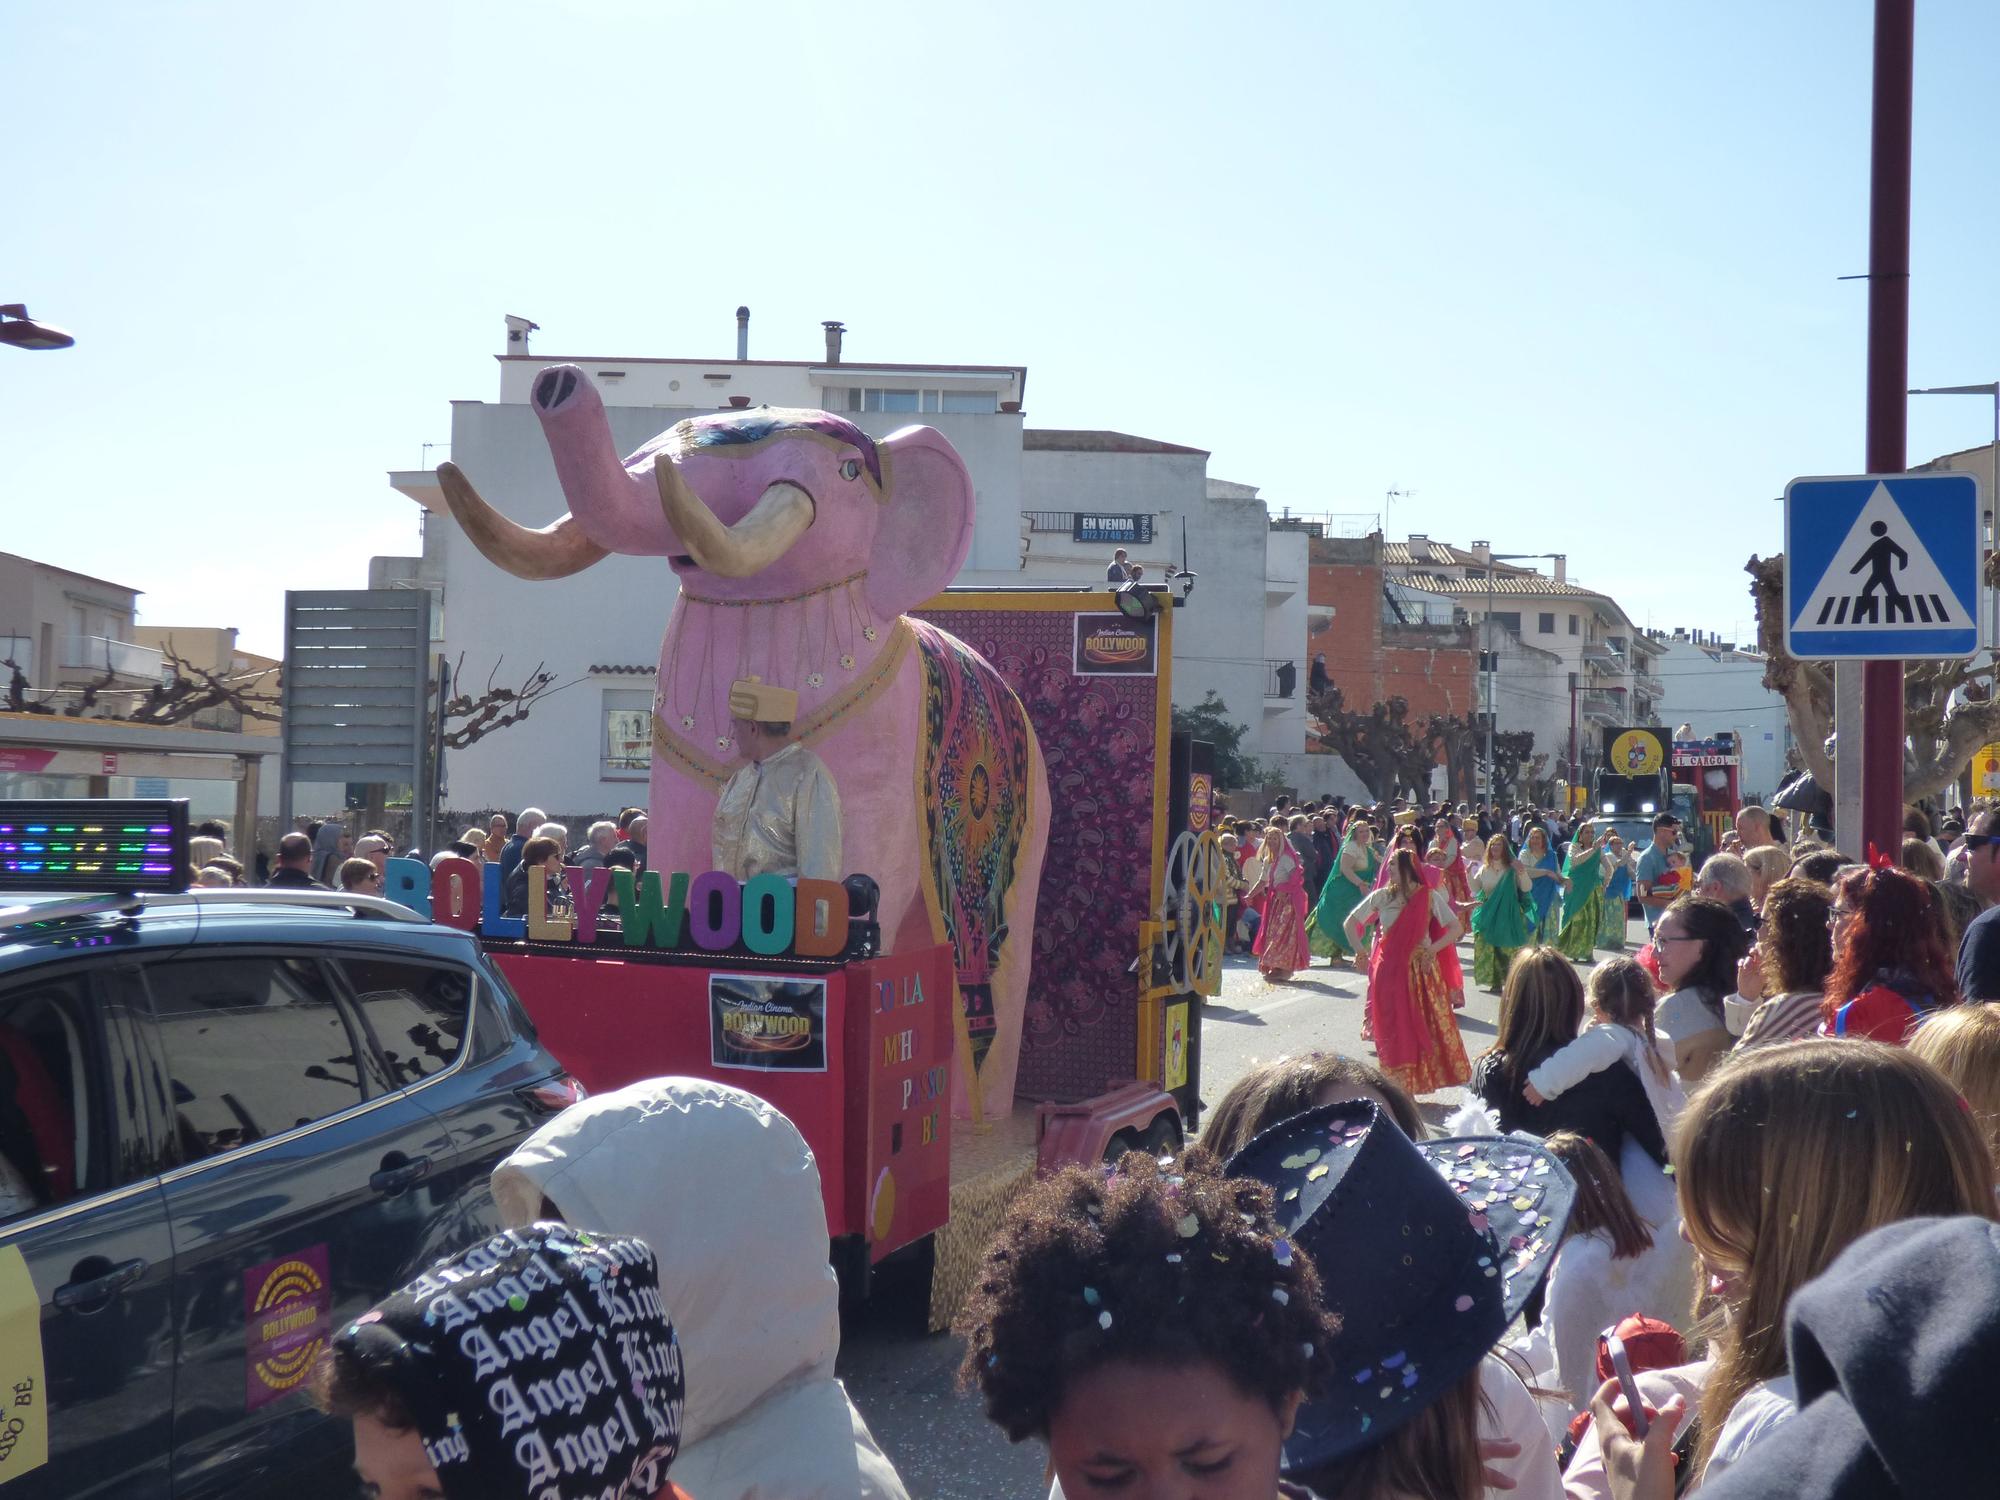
{"left": 1470, "top": 833, "right": 1535, "bottom": 989}
{"left": 1598, "top": 831, "right": 1634, "bottom": 951}
{"left": 1554, "top": 820, "right": 1607, "bottom": 961}
{"left": 1308, "top": 816, "right": 1379, "bottom": 961}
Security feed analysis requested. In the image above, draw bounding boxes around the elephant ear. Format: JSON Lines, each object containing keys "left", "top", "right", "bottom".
{"left": 866, "top": 425, "right": 975, "bottom": 617}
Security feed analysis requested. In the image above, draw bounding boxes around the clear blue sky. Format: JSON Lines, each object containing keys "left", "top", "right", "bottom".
{"left": 7, "top": 1, "right": 2000, "bottom": 658}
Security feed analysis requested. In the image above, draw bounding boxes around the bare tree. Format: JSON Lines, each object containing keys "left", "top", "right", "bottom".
{"left": 1748, "top": 552, "right": 2000, "bottom": 800}
{"left": 1308, "top": 688, "right": 1453, "bottom": 801}
{"left": 440, "top": 654, "right": 572, "bottom": 750}
{"left": 1489, "top": 730, "right": 1538, "bottom": 801}
{"left": 3, "top": 642, "right": 280, "bottom": 728}
{"left": 131, "top": 643, "right": 281, "bottom": 727}
{"left": 3, "top": 659, "right": 53, "bottom": 715}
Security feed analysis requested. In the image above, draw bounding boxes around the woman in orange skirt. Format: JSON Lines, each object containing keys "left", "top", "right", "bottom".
{"left": 1345, "top": 845, "right": 1473, "bottom": 1095}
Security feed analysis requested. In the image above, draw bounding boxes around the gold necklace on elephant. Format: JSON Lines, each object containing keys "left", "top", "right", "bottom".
{"left": 651, "top": 613, "right": 913, "bottom": 789}
{"left": 656, "top": 570, "right": 882, "bottom": 750}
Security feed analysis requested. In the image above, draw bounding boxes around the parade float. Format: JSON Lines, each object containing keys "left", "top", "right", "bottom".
{"left": 421, "top": 367, "right": 1226, "bottom": 1316}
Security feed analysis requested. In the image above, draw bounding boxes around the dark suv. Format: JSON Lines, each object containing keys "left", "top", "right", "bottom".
{"left": 0, "top": 888, "right": 581, "bottom": 1498}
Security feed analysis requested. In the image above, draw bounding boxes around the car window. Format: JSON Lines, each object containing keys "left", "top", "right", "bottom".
{"left": 0, "top": 976, "right": 98, "bottom": 1225}
{"left": 146, "top": 956, "right": 368, "bottom": 1162}
{"left": 335, "top": 957, "right": 473, "bottom": 1086}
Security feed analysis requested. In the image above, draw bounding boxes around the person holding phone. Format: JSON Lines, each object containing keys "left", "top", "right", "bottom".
{"left": 1562, "top": 1040, "right": 1996, "bottom": 1496}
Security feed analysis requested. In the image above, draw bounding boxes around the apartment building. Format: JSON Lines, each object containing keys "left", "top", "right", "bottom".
{"left": 0, "top": 550, "right": 161, "bottom": 701}
{"left": 0, "top": 553, "right": 278, "bottom": 823}
{"left": 1646, "top": 628, "right": 1793, "bottom": 800}
{"left": 1385, "top": 537, "right": 1665, "bottom": 782}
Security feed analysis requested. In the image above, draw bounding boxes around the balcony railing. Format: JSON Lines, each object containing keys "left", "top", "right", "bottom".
{"left": 58, "top": 633, "right": 165, "bottom": 680}
{"left": 1265, "top": 660, "right": 1300, "bottom": 700}
{"left": 1580, "top": 690, "right": 1626, "bottom": 721}
{"left": 1269, "top": 511, "right": 1380, "bottom": 539}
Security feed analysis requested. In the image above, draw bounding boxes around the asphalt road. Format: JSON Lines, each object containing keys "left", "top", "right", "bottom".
{"left": 835, "top": 924, "right": 1633, "bottom": 1498}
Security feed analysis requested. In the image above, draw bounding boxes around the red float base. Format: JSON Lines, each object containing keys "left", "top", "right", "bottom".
{"left": 491, "top": 940, "right": 955, "bottom": 1262}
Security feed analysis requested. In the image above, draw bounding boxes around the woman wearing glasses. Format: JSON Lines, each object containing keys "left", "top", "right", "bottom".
{"left": 1820, "top": 864, "right": 1960, "bottom": 1042}
{"left": 1650, "top": 895, "right": 1748, "bottom": 1084}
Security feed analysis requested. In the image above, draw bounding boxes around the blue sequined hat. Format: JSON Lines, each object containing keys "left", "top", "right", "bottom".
{"left": 1228, "top": 1099, "right": 1575, "bottom": 1472}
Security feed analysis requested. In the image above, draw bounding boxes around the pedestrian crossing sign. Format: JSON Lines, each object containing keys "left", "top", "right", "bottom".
{"left": 1784, "top": 472, "right": 1983, "bottom": 661}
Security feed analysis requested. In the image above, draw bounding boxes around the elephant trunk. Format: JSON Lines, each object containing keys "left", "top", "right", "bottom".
{"left": 533, "top": 366, "right": 672, "bottom": 556}
{"left": 436, "top": 462, "right": 610, "bottom": 580}
{"left": 655, "top": 471, "right": 816, "bottom": 578}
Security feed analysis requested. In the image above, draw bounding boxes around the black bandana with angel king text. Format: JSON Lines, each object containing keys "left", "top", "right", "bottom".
{"left": 337, "top": 1223, "right": 685, "bottom": 1500}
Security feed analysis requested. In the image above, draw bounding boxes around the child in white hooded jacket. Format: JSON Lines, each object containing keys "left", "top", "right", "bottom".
{"left": 1521, "top": 957, "right": 1683, "bottom": 1133}
{"left": 489, "top": 1076, "right": 910, "bottom": 1500}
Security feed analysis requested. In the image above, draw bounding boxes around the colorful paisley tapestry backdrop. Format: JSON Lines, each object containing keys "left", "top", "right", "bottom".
{"left": 915, "top": 606, "right": 1157, "bottom": 1101}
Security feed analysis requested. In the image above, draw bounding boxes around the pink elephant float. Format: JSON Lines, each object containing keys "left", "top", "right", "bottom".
{"left": 437, "top": 366, "right": 1048, "bottom": 1123}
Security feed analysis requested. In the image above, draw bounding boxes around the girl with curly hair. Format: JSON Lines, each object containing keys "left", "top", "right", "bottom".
{"left": 958, "top": 1150, "right": 1339, "bottom": 1499}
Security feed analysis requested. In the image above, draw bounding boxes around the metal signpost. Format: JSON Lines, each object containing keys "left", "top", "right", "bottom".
{"left": 1856, "top": 0, "right": 1914, "bottom": 859}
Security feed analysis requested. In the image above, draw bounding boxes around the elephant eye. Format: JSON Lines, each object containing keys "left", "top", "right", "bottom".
{"left": 840, "top": 458, "right": 861, "bottom": 481}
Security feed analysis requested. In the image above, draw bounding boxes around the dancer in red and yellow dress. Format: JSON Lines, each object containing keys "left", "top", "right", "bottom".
{"left": 1435, "top": 818, "right": 1473, "bottom": 919}
{"left": 1344, "top": 846, "right": 1472, "bottom": 1095}
{"left": 1243, "top": 824, "right": 1312, "bottom": 982}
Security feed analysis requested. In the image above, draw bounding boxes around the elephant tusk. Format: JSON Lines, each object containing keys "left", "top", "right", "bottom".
{"left": 437, "top": 462, "right": 610, "bottom": 580}
{"left": 655, "top": 469, "right": 815, "bottom": 578}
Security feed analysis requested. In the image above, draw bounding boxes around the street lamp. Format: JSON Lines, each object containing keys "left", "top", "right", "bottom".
{"left": 0, "top": 304, "right": 74, "bottom": 351}
{"left": 1475, "top": 548, "right": 1563, "bottom": 803}
{"left": 1909, "top": 382, "right": 1999, "bottom": 649}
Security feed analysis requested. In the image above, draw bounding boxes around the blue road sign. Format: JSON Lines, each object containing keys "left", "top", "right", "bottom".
{"left": 1784, "top": 472, "right": 1983, "bottom": 661}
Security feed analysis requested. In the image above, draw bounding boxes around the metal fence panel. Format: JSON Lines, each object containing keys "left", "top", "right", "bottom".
{"left": 280, "top": 590, "right": 432, "bottom": 835}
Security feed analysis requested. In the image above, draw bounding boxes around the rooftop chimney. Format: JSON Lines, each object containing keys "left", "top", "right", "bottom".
{"left": 1470, "top": 540, "right": 1492, "bottom": 566}
{"left": 822, "top": 320, "right": 845, "bottom": 364}
{"left": 736, "top": 306, "right": 750, "bottom": 361}
{"left": 1552, "top": 554, "right": 1567, "bottom": 583}
{"left": 1407, "top": 532, "right": 1428, "bottom": 546}
{"left": 504, "top": 313, "right": 538, "bottom": 355}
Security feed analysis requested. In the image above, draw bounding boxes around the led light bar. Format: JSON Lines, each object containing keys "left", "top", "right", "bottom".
{"left": 0, "top": 799, "right": 190, "bottom": 894}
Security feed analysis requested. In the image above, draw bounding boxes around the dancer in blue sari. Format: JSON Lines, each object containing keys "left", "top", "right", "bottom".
{"left": 1521, "top": 824, "right": 1566, "bottom": 942}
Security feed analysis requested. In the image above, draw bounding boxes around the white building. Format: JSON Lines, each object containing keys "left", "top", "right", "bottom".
{"left": 1381, "top": 539, "right": 1665, "bottom": 780}
{"left": 387, "top": 316, "right": 1295, "bottom": 815}
{"left": 1482, "top": 623, "right": 1569, "bottom": 786}
{"left": 1646, "top": 629, "right": 1793, "bottom": 801}
{"left": 1008, "top": 442, "right": 1292, "bottom": 762}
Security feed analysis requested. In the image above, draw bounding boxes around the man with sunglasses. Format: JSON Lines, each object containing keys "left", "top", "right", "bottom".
{"left": 1952, "top": 810, "right": 2000, "bottom": 1000}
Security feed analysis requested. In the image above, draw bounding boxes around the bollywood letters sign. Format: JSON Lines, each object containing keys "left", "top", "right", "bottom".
{"left": 383, "top": 857, "right": 853, "bottom": 961}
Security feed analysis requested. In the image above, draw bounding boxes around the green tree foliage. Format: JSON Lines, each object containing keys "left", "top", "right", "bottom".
{"left": 1173, "top": 691, "right": 1263, "bottom": 791}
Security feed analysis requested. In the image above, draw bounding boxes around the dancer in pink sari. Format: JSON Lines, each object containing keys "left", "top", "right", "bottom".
{"left": 1244, "top": 825, "right": 1312, "bottom": 982}
{"left": 1436, "top": 819, "right": 1473, "bottom": 914}
{"left": 1344, "top": 847, "right": 1472, "bottom": 1095}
